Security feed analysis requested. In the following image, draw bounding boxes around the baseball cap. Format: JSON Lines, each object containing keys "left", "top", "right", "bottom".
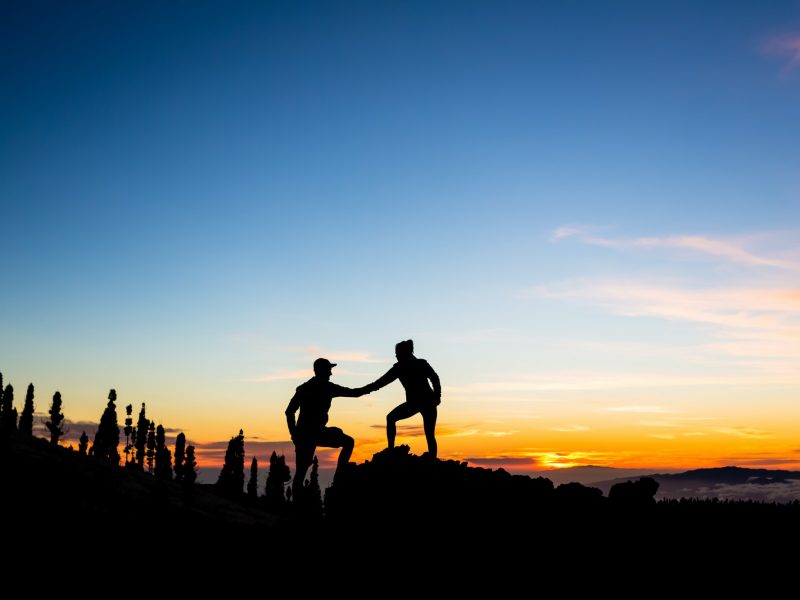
{"left": 313, "top": 357, "right": 337, "bottom": 371}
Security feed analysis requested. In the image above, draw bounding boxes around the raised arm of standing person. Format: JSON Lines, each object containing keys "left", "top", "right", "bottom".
{"left": 363, "top": 364, "right": 400, "bottom": 394}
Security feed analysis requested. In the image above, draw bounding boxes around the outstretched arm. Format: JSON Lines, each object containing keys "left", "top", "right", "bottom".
{"left": 285, "top": 392, "right": 300, "bottom": 438}
{"left": 330, "top": 383, "right": 372, "bottom": 398}
{"left": 363, "top": 365, "right": 399, "bottom": 394}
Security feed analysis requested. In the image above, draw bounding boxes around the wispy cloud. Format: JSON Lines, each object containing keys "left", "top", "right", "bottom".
{"left": 241, "top": 363, "right": 381, "bottom": 382}
{"left": 715, "top": 427, "right": 774, "bottom": 440}
{"left": 240, "top": 369, "right": 312, "bottom": 382}
{"left": 549, "top": 424, "right": 590, "bottom": 432}
{"left": 639, "top": 420, "right": 680, "bottom": 428}
{"left": 192, "top": 438, "right": 295, "bottom": 468}
{"left": 297, "top": 346, "right": 387, "bottom": 364}
{"left": 449, "top": 369, "right": 797, "bottom": 395}
{"left": 484, "top": 430, "right": 518, "bottom": 437}
{"left": 445, "top": 328, "right": 523, "bottom": 344}
{"left": 531, "top": 279, "right": 800, "bottom": 375}
{"left": 466, "top": 456, "right": 536, "bottom": 467}
{"left": 551, "top": 225, "right": 797, "bottom": 269}
{"left": 536, "top": 281, "right": 800, "bottom": 324}
{"left": 529, "top": 450, "right": 621, "bottom": 469}
{"left": 463, "top": 449, "right": 619, "bottom": 470}
{"left": 369, "top": 423, "right": 479, "bottom": 438}
{"left": 542, "top": 227, "right": 800, "bottom": 370}
{"left": 763, "top": 34, "right": 800, "bottom": 74}
{"left": 603, "top": 405, "right": 672, "bottom": 414}
{"left": 242, "top": 346, "right": 389, "bottom": 381}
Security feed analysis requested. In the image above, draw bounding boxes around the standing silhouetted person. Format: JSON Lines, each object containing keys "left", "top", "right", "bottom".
{"left": 285, "top": 358, "right": 371, "bottom": 498}
{"left": 365, "top": 340, "right": 441, "bottom": 458}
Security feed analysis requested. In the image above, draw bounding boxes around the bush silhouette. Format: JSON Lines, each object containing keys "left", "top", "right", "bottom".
{"left": 609, "top": 477, "right": 659, "bottom": 507}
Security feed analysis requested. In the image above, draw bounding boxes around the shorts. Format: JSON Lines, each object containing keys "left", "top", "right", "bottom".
{"left": 294, "top": 426, "right": 351, "bottom": 464}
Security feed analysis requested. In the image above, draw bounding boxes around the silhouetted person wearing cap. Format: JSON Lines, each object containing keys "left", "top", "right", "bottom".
{"left": 365, "top": 340, "right": 441, "bottom": 458}
{"left": 286, "top": 358, "right": 372, "bottom": 497}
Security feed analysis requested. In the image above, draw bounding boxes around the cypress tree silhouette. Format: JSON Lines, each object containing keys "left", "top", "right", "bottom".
{"left": 264, "top": 451, "right": 291, "bottom": 511}
{"left": 247, "top": 457, "right": 259, "bottom": 499}
{"left": 134, "top": 403, "right": 148, "bottom": 470}
{"left": 123, "top": 404, "right": 133, "bottom": 465}
{"left": 301, "top": 455, "right": 324, "bottom": 518}
{"left": 18, "top": 383, "right": 35, "bottom": 435}
{"left": 128, "top": 426, "right": 137, "bottom": 468}
{"left": 0, "top": 383, "right": 17, "bottom": 433}
{"left": 78, "top": 431, "right": 89, "bottom": 455}
{"left": 92, "top": 389, "right": 121, "bottom": 464}
{"left": 45, "top": 391, "right": 65, "bottom": 445}
{"left": 146, "top": 421, "right": 156, "bottom": 474}
{"left": 154, "top": 424, "right": 173, "bottom": 480}
{"left": 184, "top": 445, "right": 198, "bottom": 485}
{"left": 174, "top": 432, "right": 186, "bottom": 482}
{"left": 217, "top": 429, "right": 245, "bottom": 497}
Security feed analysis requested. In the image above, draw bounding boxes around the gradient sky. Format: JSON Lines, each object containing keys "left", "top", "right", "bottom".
{"left": 2, "top": 1, "right": 799, "bottom": 476}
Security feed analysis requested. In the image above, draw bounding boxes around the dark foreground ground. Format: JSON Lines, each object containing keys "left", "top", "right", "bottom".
{"left": 2, "top": 433, "right": 797, "bottom": 584}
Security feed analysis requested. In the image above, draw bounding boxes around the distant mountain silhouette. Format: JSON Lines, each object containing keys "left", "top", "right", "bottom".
{"left": 594, "top": 466, "right": 800, "bottom": 501}
{"left": 527, "top": 464, "right": 681, "bottom": 486}
{"left": 655, "top": 466, "right": 800, "bottom": 483}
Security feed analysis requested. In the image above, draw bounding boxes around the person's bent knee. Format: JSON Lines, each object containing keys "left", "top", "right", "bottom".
{"left": 343, "top": 435, "right": 354, "bottom": 449}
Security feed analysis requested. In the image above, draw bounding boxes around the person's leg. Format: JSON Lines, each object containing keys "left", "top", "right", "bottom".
{"left": 422, "top": 405, "right": 438, "bottom": 458}
{"left": 386, "top": 402, "right": 421, "bottom": 449}
{"left": 293, "top": 443, "right": 315, "bottom": 498}
{"left": 334, "top": 432, "right": 355, "bottom": 467}
{"left": 317, "top": 427, "right": 355, "bottom": 479}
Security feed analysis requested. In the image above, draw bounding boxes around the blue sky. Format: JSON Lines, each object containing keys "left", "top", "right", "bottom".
{"left": 2, "top": 2, "right": 799, "bottom": 471}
